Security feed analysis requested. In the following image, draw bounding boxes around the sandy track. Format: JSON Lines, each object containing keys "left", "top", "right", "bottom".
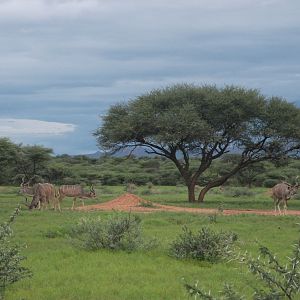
{"left": 76, "top": 193, "right": 300, "bottom": 216}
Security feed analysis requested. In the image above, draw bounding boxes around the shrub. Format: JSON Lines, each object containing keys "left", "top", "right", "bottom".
{"left": 263, "top": 178, "right": 279, "bottom": 188}
{"left": 68, "top": 213, "right": 155, "bottom": 252}
{"left": 184, "top": 227, "right": 300, "bottom": 299}
{"left": 0, "top": 207, "right": 31, "bottom": 299}
{"left": 170, "top": 226, "right": 237, "bottom": 262}
{"left": 184, "top": 282, "right": 243, "bottom": 300}
{"left": 140, "top": 189, "right": 152, "bottom": 195}
{"left": 146, "top": 182, "right": 154, "bottom": 189}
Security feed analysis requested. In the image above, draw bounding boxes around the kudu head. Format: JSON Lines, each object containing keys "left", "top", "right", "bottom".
{"left": 22, "top": 195, "right": 38, "bottom": 210}
{"left": 19, "top": 175, "right": 28, "bottom": 194}
{"left": 27, "top": 192, "right": 40, "bottom": 210}
{"left": 19, "top": 175, "right": 34, "bottom": 195}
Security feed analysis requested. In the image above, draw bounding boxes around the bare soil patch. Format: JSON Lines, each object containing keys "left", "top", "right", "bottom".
{"left": 77, "top": 193, "right": 300, "bottom": 216}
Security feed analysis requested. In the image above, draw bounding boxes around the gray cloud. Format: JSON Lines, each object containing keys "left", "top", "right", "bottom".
{"left": 0, "top": 0, "right": 299, "bottom": 153}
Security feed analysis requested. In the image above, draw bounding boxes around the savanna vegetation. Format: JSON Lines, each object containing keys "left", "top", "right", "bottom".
{"left": 1, "top": 84, "right": 300, "bottom": 299}
{"left": 1, "top": 186, "right": 300, "bottom": 299}
{"left": 1, "top": 137, "right": 299, "bottom": 198}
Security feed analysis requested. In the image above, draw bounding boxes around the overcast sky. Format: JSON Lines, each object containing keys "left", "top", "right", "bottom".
{"left": 0, "top": 0, "right": 300, "bottom": 154}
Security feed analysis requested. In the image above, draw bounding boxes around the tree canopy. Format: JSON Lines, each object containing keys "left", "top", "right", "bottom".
{"left": 95, "top": 84, "right": 300, "bottom": 202}
{"left": 0, "top": 138, "right": 53, "bottom": 184}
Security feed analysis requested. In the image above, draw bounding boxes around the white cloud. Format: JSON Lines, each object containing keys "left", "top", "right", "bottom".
{"left": 0, "top": 118, "right": 76, "bottom": 136}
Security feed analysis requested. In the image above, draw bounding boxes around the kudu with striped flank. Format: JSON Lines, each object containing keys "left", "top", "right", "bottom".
{"left": 58, "top": 185, "right": 96, "bottom": 210}
{"left": 271, "top": 177, "right": 299, "bottom": 215}
{"left": 26, "top": 183, "right": 61, "bottom": 211}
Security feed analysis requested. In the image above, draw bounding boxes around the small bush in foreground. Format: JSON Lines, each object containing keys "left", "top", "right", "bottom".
{"left": 0, "top": 207, "right": 31, "bottom": 299}
{"left": 185, "top": 233, "right": 300, "bottom": 299}
{"left": 170, "top": 226, "right": 237, "bottom": 263}
{"left": 69, "top": 213, "right": 156, "bottom": 252}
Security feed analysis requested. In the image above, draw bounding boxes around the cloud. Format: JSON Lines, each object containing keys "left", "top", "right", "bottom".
{"left": 0, "top": 0, "right": 299, "bottom": 153}
{"left": 0, "top": 118, "right": 76, "bottom": 136}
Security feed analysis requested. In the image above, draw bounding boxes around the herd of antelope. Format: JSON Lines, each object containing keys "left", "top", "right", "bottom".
{"left": 19, "top": 176, "right": 299, "bottom": 214}
{"left": 19, "top": 176, "right": 96, "bottom": 212}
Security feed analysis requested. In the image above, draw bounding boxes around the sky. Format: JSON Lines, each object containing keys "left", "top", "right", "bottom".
{"left": 0, "top": 0, "right": 300, "bottom": 155}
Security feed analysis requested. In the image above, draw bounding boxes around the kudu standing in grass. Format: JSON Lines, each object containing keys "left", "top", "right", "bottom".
{"left": 25, "top": 183, "right": 61, "bottom": 211}
{"left": 271, "top": 177, "right": 299, "bottom": 215}
{"left": 58, "top": 185, "right": 96, "bottom": 210}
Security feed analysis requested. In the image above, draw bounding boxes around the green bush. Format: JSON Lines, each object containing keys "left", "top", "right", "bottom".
{"left": 185, "top": 239, "right": 300, "bottom": 299}
{"left": 263, "top": 178, "right": 279, "bottom": 188}
{"left": 0, "top": 207, "right": 31, "bottom": 299}
{"left": 68, "top": 214, "right": 154, "bottom": 252}
{"left": 170, "top": 226, "right": 237, "bottom": 263}
{"left": 140, "top": 189, "right": 152, "bottom": 195}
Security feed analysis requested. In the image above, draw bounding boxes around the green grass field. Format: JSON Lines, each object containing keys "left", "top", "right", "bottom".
{"left": 1, "top": 185, "right": 300, "bottom": 299}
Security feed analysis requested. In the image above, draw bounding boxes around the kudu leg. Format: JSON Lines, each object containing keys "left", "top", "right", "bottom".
{"left": 283, "top": 200, "right": 287, "bottom": 215}
{"left": 54, "top": 198, "right": 61, "bottom": 212}
{"left": 72, "top": 197, "right": 77, "bottom": 210}
{"left": 277, "top": 202, "right": 282, "bottom": 215}
{"left": 57, "top": 200, "right": 61, "bottom": 212}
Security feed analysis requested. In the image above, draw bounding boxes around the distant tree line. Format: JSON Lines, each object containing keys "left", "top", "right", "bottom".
{"left": 0, "top": 137, "right": 299, "bottom": 188}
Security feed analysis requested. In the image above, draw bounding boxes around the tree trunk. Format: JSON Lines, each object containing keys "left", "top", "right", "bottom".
{"left": 197, "top": 161, "right": 252, "bottom": 202}
{"left": 187, "top": 182, "right": 196, "bottom": 202}
{"left": 198, "top": 185, "right": 210, "bottom": 203}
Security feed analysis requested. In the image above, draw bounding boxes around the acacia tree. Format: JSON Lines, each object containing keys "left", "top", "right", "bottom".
{"left": 94, "top": 84, "right": 300, "bottom": 202}
{"left": 16, "top": 145, "right": 53, "bottom": 178}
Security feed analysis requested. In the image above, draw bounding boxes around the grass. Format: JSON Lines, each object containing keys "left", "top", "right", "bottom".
{"left": 1, "top": 185, "right": 300, "bottom": 299}
{"left": 132, "top": 185, "right": 300, "bottom": 211}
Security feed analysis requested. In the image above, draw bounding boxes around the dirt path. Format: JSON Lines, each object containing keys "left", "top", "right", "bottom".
{"left": 77, "top": 193, "right": 300, "bottom": 216}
